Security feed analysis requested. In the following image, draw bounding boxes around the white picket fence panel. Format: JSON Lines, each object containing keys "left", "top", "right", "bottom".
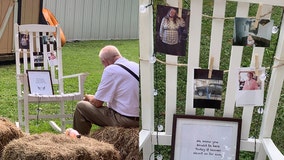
{"left": 139, "top": 0, "right": 284, "bottom": 159}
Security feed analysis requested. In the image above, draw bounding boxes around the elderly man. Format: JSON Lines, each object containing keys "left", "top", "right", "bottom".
{"left": 73, "top": 45, "right": 139, "bottom": 135}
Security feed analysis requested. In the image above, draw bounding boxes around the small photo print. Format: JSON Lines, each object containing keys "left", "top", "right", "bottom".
{"left": 42, "top": 35, "right": 48, "bottom": 44}
{"left": 42, "top": 35, "right": 55, "bottom": 45}
{"left": 155, "top": 5, "right": 190, "bottom": 56}
{"left": 33, "top": 52, "right": 44, "bottom": 67}
{"left": 236, "top": 67, "right": 265, "bottom": 107}
{"left": 46, "top": 51, "right": 58, "bottom": 66}
{"left": 233, "top": 17, "right": 274, "bottom": 47}
{"left": 194, "top": 69, "right": 224, "bottom": 109}
{"left": 19, "top": 33, "right": 29, "bottom": 49}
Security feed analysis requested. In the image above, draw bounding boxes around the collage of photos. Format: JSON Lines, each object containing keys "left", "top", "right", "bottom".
{"left": 18, "top": 32, "right": 59, "bottom": 68}
{"left": 154, "top": 5, "right": 190, "bottom": 56}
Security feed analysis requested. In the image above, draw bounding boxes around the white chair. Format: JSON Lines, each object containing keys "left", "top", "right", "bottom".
{"left": 14, "top": 23, "right": 88, "bottom": 133}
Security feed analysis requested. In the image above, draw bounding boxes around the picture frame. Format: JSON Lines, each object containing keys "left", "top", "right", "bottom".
{"left": 26, "top": 70, "right": 54, "bottom": 95}
{"left": 171, "top": 114, "right": 242, "bottom": 160}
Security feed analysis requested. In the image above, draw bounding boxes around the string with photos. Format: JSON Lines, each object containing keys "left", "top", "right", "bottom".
{"left": 202, "top": 9, "right": 272, "bottom": 20}
{"left": 140, "top": 2, "right": 282, "bottom": 158}
{"left": 19, "top": 31, "right": 59, "bottom": 48}
{"left": 140, "top": 3, "right": 281, "bottom": 70}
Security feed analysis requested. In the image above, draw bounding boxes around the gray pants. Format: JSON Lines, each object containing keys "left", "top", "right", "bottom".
{"left": 73, "top": 101, "right": 139, "bottom": 135}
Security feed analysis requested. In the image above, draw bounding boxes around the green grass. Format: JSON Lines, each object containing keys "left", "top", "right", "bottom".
{"left": 0, "top": 40, "right": 139, "bottom": 134}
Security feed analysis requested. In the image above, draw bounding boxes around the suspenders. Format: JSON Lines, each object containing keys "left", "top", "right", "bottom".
{"left": 115, "top": 64, "right": 139, "bottom": 82}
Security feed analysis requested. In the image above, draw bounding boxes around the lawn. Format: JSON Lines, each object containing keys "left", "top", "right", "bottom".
{"left": 0, "top": 39, "right": 139, "bottom": 134}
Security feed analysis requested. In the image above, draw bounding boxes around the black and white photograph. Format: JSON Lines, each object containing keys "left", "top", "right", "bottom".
{"left": 155, "top": 5, "right": 190, "bottom": 56}
{"left": 42, "top": 35, "right": 55, "bottom": 45}
{"left": 33, "top": 52, "right": 44, "bottom": 67}
{"left": 233, "top": 17, "right": 274, "bottom": 47}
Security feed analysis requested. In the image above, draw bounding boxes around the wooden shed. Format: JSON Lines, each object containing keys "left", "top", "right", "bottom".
{"left": 0, "top": 0, "right": 41, "bottom": 62}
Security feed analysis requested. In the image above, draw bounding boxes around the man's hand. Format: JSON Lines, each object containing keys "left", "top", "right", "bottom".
{"left": 83, "top": 94, "right": 104, "bottom": 108}
{"left": 83, "top": 94, "right": 93, "bottom": 101}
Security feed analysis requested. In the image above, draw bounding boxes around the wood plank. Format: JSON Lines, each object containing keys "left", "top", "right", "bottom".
{"left": 164, "top": 0, "right": 179, "bottom": 135}
{"left": 139, "top": 0, "right": 155, "bottom": 158}
{"left": 185, "top": 0, "right": 203, "bottom": 114}
{"left": 262, "top": 138, "right": 284, "bottom": 160}
{"left": 228, "top": 0, "right": 284, "bottom": 6}
{"left": 204, "top": 0, "right": 226, "bottom": 116}
{"left": 241, "top": 4, "right": 272, "bottom": 140}
{"left": 223, "top": 2, "right": 249, "bottom": 117}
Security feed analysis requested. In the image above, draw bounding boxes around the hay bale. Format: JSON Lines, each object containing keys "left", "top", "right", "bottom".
{"left": 90, "top": 127, "right": 139, "bottom": 160}
{"left": 2, "top": 132, "right": 120, "bottom": 160}
{"left": 0, "top": 117, "right": 24, "bottom": 158}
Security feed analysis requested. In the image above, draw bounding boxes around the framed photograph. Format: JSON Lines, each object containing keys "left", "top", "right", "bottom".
{"left": 26, "top": 70, "right": 54, "bottom": 95}
{"left": 194, "top": 69, "right": 224, "bottom": 109}
{"left": 171, "top": 114, "right": 242, "bottom": 160}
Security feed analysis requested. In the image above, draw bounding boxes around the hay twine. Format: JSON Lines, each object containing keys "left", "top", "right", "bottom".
{"left": 90, "top": 127, "right": 139, "bottom": 160}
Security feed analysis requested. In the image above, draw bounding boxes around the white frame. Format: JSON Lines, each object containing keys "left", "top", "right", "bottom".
{"left": 26, "top": 70, "right": 54, "bottom": 95}
{"left": 171, "top": 114, "right": 242, "bottom": 160}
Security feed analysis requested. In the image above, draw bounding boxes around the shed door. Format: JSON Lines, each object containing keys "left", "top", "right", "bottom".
{"left": 0, "top": 0, "right": 14, "bottom": 55}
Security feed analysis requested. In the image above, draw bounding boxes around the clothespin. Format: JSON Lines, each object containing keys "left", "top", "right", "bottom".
{"left": 254, "top": 3, "right": 263, "bottom": 29}
{"left": 178, "top": 0, "right": 182, "bottom": 17}
{"left": 208, "top": 56, "right": 214, "bottom": 79}
{"left": 255, "top": 54, "right": 259, "bottom": 77}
